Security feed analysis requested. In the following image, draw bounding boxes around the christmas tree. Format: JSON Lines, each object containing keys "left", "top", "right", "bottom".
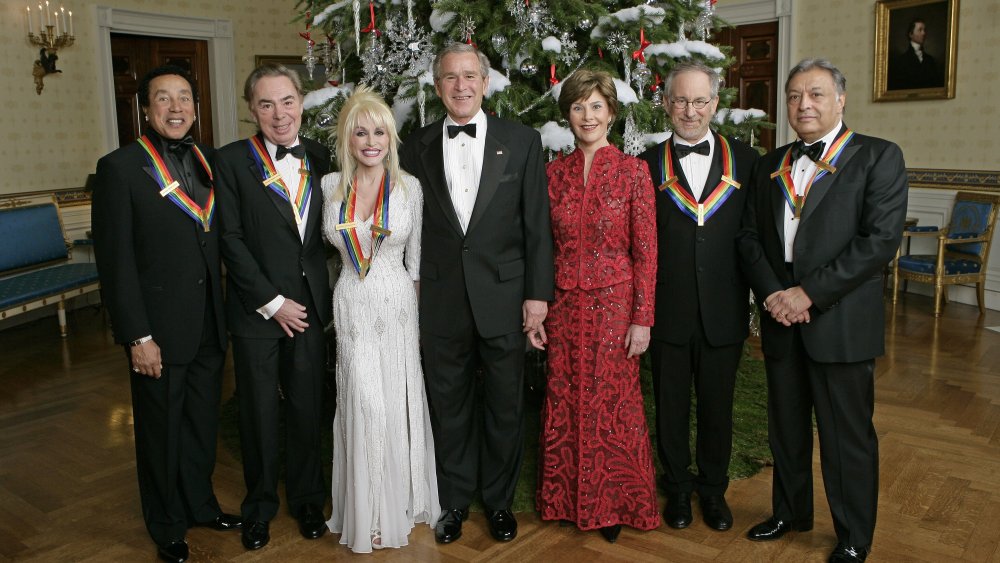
{"left": 293, "top": 0, "right": 770, "bottom": 158}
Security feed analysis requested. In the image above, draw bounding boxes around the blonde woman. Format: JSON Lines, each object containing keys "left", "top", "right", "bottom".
{"left": 321, "top": 86, "right": 439, "bottom": 553}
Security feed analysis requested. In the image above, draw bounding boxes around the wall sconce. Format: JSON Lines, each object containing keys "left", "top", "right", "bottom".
{"left": 26, "top": 2, "right": 74, "bottom": 95}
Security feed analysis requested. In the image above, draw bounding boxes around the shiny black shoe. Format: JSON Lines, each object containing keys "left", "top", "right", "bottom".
{"left": 196, "top": 512, "right": 242, "bottom": 531}
{"left": 829, "top": 544, "right": 870, "bottom": 562}
{"left": 598, "top": 524, "right": 622, "bottom": 543}
{"left": 241, "top": 521, "right": 269, "bottom": 550}
{"left": 434, "top": 508, "right": 469, "bottom": 544}
{"left": 663, "top": 492, "right": 693, "bottom": 529}
{"left": 486, "top": 509, "right": 518, "bottom": 542}
{"left": 157, "top": 540, "right": 188, "bottom": 563}
{"left": 698, "top": 495, "right": 733, "bottom": 531}
{"left": 746, "top": 516, "right": 813, "bottom": 542}
{"left": 296, "top": 503, "right": 327, "bottom": 539}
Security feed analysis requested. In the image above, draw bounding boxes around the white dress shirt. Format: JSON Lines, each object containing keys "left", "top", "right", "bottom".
{"left": 783, "top": 121, "right": 844, "bottom": 262}
{"left": 442, "top": 110, "right": 487, "bottom": 233}
{"left": 258, "top": 136, "right": 310, "bottom": 319}
{"left": 674, "top": 131, "right": 715, "bottom": 202}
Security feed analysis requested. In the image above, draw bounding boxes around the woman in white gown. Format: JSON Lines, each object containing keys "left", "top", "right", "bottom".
{"left": 321, "top": 86, "right": 440, "bottom": 553}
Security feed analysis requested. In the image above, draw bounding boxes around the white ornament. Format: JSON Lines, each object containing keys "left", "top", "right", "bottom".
{"left": 623, "top": 113, "right": 644, "bottom": 156}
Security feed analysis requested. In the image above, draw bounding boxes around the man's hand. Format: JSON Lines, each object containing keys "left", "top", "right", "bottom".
{"left": 273, "top": 298, "right": 310, "bottom": 337}
{"left": 625, "top": 324, "right": 651, "bottom": 359}
{"left": 522, "top": 299, "right": 548, "bottom": 333}
{"left": 130, "top": 340, "right": 163, "bottom": 379}
{"left": 764, "top": 287, "right": 813, "bottom": 327}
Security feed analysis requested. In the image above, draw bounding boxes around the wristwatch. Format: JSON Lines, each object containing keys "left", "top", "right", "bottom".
{"left": 129, "top": 335, "right": 153, "bottom": 347}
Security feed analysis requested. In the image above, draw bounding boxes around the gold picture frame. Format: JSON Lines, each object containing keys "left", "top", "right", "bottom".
{"left": 873, "top": 0, "right": 958, "bottom": 102}
{"left": 254, "top": 55, "right": 331, "bottom": 92}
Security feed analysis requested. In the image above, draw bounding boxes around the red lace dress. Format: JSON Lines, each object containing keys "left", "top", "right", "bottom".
{"left": 536, "top": 145, "right": 660, "bottom": 531}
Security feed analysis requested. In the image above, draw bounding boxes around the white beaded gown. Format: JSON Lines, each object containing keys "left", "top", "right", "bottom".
{"left": 321, "top": 172, "right": 440, "bottom": 553}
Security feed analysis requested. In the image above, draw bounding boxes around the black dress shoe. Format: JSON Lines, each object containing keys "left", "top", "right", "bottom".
{"left": 296, "top": 503, "right": 327, "bottom": 539}
{"left": 241, "top": 521, "right": 269, "bottom": 550}
{"left": 598, "top": 524, "right": 622, "bottom": 543}
{"left": 486, "top": 509, "right": 518, "bottom": 542}
{"left": 434, "top": 508, "right": 469, "bottom": 544}
{"left": 746, "top": 516, "right": 813, "bottom": 542}
{"left": 829, "top": 544, "right": 870, "bottom": 562}
{"left": 663, "top": 492, "right": 692, "bottom": 529}
{"left": 196, "top": 512, "right": 242, "bottom": 531}
{"left": 157, "top": 540, "right": 188, "bottom": 563}
{"left": 698, "top": 495, "right": 733, "bottom": 531}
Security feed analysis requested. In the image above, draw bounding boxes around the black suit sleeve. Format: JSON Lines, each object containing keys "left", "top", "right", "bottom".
{"left": 799, "top": 141, "right": 908, "bottom": 310}
{"left": 214, "top": 148, "right": 282, "bottom": 313}
{"left": 520, "top": 130, "right": 554, "bottom": 302}
{"left": 737, "top": 156, "right": 786, "bottom": 302}
{"left": 92, "top": 153, "right": 150, "bottom": 343}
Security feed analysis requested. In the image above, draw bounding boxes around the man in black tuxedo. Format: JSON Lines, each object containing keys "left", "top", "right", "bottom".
{"left": 92, "top": 65, "right": 241, "bottom": 563}
{"left": 887, "top": 18, "right": 943, "bottom": 90}
{"left": 738, "top": 59, "right": 908, "bottom": 563}
{"left": 399, "top": 43, "right": 554, "bottom": 545}
{"left": 638, "top": 61, "right": 759, "bottom": 533}
{"left": 214, "top": 64, "right": 331, "bottom": 551}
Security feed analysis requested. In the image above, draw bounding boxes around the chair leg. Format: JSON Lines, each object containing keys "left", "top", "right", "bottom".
{"left": 933, "top": 285, "right": 943, "bottom": 317}
{"left": 57, "top": 301, "right": 68, "bottom": 337}
{"left": 977, "top": 282, "right": 986, "bottom": 315}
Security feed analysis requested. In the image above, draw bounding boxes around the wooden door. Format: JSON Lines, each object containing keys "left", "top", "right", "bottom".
{"left": 714, "top": 21, "right": 779, "bottom": 152}
{"left": 110, "top": 34, "right": 214, "bottom": 148}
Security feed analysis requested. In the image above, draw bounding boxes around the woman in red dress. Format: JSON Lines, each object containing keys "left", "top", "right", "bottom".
{"left": 532, "top": 69, "right": 660, "bottom": 543}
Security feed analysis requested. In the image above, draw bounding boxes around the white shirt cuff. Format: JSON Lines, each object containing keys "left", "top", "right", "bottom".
{"left": 257, "top": 295, "right": 285, "bottom": 320}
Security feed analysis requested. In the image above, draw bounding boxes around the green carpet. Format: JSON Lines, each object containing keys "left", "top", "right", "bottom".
{"left": 220, "top": 345, "right": 771, "bottom": 513}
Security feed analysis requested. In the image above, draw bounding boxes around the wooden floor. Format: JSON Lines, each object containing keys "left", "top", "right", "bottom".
{"left": 1, "top": 293, "right": 999, "bottom": 562}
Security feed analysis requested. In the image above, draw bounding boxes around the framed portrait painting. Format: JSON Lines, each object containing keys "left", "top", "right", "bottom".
{"left": 873, "top": 0, "right": 958, "bottom": 102}
{"left": 254, "top": 55, "right": 331, "bottom": 92}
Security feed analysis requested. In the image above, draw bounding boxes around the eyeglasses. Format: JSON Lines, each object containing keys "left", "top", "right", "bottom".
{"left": 668, "top": 97, "right": 713, "bottom": 110}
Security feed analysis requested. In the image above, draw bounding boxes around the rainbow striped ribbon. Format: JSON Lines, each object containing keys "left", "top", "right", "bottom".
{"left": 336, "top": 172, "right": 392, "bottom": 279}
{"left": 658, "top": 135, "right": 741, "bottom": 226}
{"left": 771, "top": 129, "right": 855, "bottom": 218}
{"left": 246, "top": 136, "right": 311, "bottom": 225}
{"left": 137, "top": 135, "right": 215, "bottom": 232}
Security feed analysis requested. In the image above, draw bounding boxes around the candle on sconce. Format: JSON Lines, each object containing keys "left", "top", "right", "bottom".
{"left": 44, "top": 1, "right": 50, "bottom": 27}
{"left": 60, "top": 7, "right": 66, "bottom": 35}
{"left": 26, "top": 6, "right": 33, "bottom": 34}
{"left": 69, "top": 11, "right": 73, "bottom": 36}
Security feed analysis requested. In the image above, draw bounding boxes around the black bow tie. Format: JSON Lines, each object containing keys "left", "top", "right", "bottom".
{"left": 276, "top": 144, "right": 306, "bottom": 160}
{"left": 674, "top": 140, "right": 710, "bottom": 158}
{"left": 447, "top": 123, "right": 477, "bottom": 139}
{"left": 791, "top": 140, "right": 826, "bottom": 162}
{"left": 168, "top": 136, "right": 194, "bottom": 154}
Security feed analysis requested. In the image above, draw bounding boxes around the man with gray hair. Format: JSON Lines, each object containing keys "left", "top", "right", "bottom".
{"left": 638, "top": 60, "right": 759, "bottom": 533}
{"left": 214, "top": 63, "right": 332, "bottom": 551}
{"left": 738, "top": 58, "right": 908, "bottom": 562}
{"left": 400, "top": 43, "right": 553, "bottom": 545}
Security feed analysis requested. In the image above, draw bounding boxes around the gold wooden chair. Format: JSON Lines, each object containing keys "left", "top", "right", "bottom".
{"left": 892, "top": 191, "right": 1000, "bottom": 316}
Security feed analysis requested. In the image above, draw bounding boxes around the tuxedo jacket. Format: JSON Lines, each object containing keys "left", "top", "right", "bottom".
{"left": 640, "top": 133, "right": 759, "bottom": 346}
{"left": 214, "top": 135, "right": 332, "bottom": 338}
{"left": 737, "top": 126, "right": 908, "bottom": 363}
{"left": 399, "top": 114, "right": 554, "bottom": 339}
{"left": 92, "top": 137, "right": 226, "bottom": 364}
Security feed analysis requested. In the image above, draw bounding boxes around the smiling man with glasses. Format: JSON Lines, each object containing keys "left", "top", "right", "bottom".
{"left": 638, "top": 61, "right": 760, "bottom": 535}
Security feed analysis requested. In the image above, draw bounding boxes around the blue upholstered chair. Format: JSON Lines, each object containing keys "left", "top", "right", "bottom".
{"left": 892, "top": 191, "right": 1000, "bottom": 317}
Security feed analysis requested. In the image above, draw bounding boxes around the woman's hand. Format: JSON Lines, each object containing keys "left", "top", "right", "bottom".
{"left": 624, "top": 324, "right": 650, "bottom": 359}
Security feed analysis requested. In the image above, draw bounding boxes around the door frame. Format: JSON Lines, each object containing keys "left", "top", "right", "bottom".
{"left": 95, "top": 7, "right": 238, "bottom": 153}
{"left": 716, "top": 0, "right": 794, "bottom": 147}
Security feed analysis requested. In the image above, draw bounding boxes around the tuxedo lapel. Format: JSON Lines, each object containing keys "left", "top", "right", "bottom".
{"left": 701, "top": 133, "right": 724, "bottom": 203}
{"left": 467, "top": 125, "right": 509, "bottom": 234}
{"left": 245, "top": 139, "right": 299, "bottom": 233}
{"left": 800, "top": 126, "right": 860, "bottom": 222}
{"left": 420, "top": 124, "right": 464, "bottom": 236}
